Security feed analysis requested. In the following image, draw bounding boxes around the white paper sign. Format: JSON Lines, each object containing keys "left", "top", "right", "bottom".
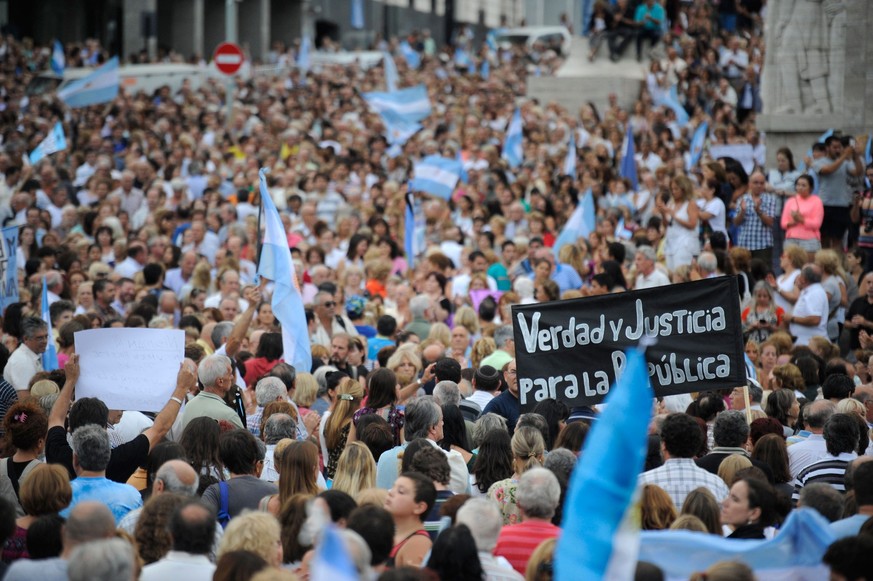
{"left": 74, "top": 328, "right": 184, "bottom": 412}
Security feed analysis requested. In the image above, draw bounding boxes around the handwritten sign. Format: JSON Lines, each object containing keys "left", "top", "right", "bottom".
{"left": 74, "top": 328, "right": 184, "bottom": 412}
{"left": 511, "top": 277, "right": 746, "bottom": 410}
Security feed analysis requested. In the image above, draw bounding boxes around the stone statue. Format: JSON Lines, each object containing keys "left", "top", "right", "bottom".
{"left": 824, "top": 0, "right": 846, "bottom": 112}
{"left": 771, "top": 0, "right": 832, "bottom": 114}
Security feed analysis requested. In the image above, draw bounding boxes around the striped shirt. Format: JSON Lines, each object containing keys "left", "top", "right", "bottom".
{"left": 494, "top": 520, "right": 561, "bottom": 574}
{"left": 791, "top": 452, "right": 857, "bottom": 504}
{"left": 638, "top": 458, "right": 730, "bottom": 510}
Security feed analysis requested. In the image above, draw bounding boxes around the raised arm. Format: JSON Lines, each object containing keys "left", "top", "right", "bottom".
{"left": 225, "top": 285, "right": 262, "bottom": 357}
{"left": 141, "top": 362, "right": 198, "bottom": 449}
{"left": 49, "top": 354, "right": 79, "bottom": 429}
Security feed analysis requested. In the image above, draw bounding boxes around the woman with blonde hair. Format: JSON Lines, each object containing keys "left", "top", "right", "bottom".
{"left": 717, "top": 454, "right": 753, "bottom": 487}
{"left": 331, "top": 442, "right": 377, "bottom": 498}
{"left": 453, "top": 306, "right": 480, "bottom": 338}
{"left": 524, "top": 537, "right": 556, "bottom": 581}
{"left": 322, "top": 378, "right": 364, "bottom": 480}
{"left": 292, "top": 373, "right": 318, "bottom": 413}
{"left": 386, "top": 344, "right": 422, "bottom": 388}
{"left": 690, "top": 561, "right": 756, "bottom": 581}
{"left": 770, "top": 363, "right": 805, "bottom": 398}
{"left": 471, "top": 337, "right": 497, "bottom": 369}
{"left": 218, "top": 511, "right": 283, "bottom": 568}
{"left": 658, "top": 174, "right": 699, "bottom": 270}
{"left": 815, "top": 248, "right": 849, "bottom": 342}
{"left": 640, "top": 484, "right": 677, "bottom": 530}
{"left": 487, "top": 426, "right": 546, "bottom": 525}
{"left": 427, "top": 322, "right": 451, "bottom": 349}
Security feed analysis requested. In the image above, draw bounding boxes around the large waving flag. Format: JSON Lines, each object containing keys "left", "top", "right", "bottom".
{"left": 41, "top": 277, "right": 59, "bottom": 371}
{"left": 638, "top": 509, "right": 833, "bottom": 580}
{"left": 51, "top": 40, "right": 65, "bottom": 75}
{"left": 399, "top": 41, "right": 420, "bottom": 69}
{"left": 382, "top": 51, "right": 399, "bottom": 92}
{"left": 686, "top": 121, "right": 709, "bottom": 172}
{"left": 57, "top": 56, "right": 119, "bottom": 108}
{"left": 410, "top": 155, "right": 463, "bottom": 200}
{"left": 555, "top": 348, "right": 653, "bottom": 580}
{"left": 502, "top": 108, "right": 523, "bottom": 168}
{"left": 311, "top": 525, "right": 357, "bottom": 581}
{"left": 29, "top": 122, "right": 67, "bottom": 165}
{"left": 652, "top": 83, "right": 689, "bottom": 127}
{"left": 619, "top": 125, "right": 638, "bottom": 191}
{"left": 362, "top": 85, "right": 431, "bottom": 125}
{"left": 553, "top": 188, "right": 596, "bottom": 256}
{"left": 257, "top": 168, "right": 312, "bottom": 373}
{"left": 563, "top": 129, "right": 577, "bottom": 179}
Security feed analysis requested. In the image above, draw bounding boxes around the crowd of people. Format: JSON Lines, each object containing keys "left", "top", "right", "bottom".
{"left": 0, "top": 0, "right": 871, "bottom": 579}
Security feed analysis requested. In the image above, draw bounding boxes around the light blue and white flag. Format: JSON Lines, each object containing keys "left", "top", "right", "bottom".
{"left": 0, "top": 226, "right": 19, "bottom": 312}
{"left": 350, "top": 0, "right": 365, "bottom": 29}
{"left": 686, "top": 121, "right": 709, "bottom": 171}
{"left": 480, "top": 59, "right": 490, "bottom": 80}
{"left": 51, "top": 40, "right": 65, "bottom": 75}
{"left": 563, "top": 129, "right": 577, "bottom": 179}
{"left": 29, "top": 122, "right": 67, "bottom": 165}
{"left": 502, "top": 108, "right": 523, "bottom": 168}
{"left": 619, "top": 125, "right": 638, "bottom": 191}
{"left": 298, "top": 36, "right": 311, "bottom": 73}
{"left": 311, "top": 525, "right": 357, "bottom": 581}
{"left": 57, "top": 56, "right": 119, "bottom": 108}
{"left": 362, "top": 85, "right": 431, "bottom": 126}
{"left": 556, "top": 347, "right": 653, "bottom": 580}
{"left": 616, "top": 217, "right": 634, "bottom": 241}
{"left": 652, "top": 83, "right": 689, "bottom": 127}
{"left": 382, "top": 51, "right": 399, "bottom": 92}
{"left": 399, "top": 41, "right": 421, "bottom": 69}
{"left": 553, "top": 188, "right": 595, "bottom": 256}
{"left": 454, "top": 47, "right": 472, "bottom": 69}
{"left": 638, "top": 509, "right": 834, "bottom": 581}
{"left": 410, "top": 155, "right": 463, "bottom": 200}
{"left": 41, "top": 277, "right": 59, "bottom": 371}
{"left": 256, "top": 168, "right": 312, "bottom": 373}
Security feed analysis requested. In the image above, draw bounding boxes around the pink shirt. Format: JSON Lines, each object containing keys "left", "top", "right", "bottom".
{"left": 780, "top": 194, "right": 824, "bottom": 240}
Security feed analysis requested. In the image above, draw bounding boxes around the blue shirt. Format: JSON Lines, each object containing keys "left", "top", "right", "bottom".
{"left": 368, "top": 336, "right": 394, "bottom": 362}
{"left": 61, "top": 475, "right": 143, "bottom": 524}
{"left": 550, "top": 263, "right": 583, "bottom": 294}
{"left": 483, "top": 390, "right": 521, "bottom": 432}
{"left": 635, "top": 2, "right": 665, "bottom": 30}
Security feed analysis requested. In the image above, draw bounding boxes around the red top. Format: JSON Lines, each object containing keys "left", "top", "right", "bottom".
{"left": 493, "top": 519, "right": 561, "bottom": 574}
{"left": 243, "top": 357, "right": 281, "bottom": 387}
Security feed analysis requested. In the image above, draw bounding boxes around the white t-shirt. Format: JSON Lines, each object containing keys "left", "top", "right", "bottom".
{"left": 698, "top": 197, "right": 727, "bottom": 235}
{"left": 790, "top": 283, "right": 829, "bottom": 346}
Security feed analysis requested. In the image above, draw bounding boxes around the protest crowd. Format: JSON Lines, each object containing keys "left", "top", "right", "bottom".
{"left": 0, "top": 0, "right": 871, "bottom": 579}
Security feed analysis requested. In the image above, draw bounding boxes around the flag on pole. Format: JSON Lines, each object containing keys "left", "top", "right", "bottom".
{"left": 619, "top": 125, "right": 638, "bottom": 191}
{"left": 410, "top": 155, "right": 463, "bottom": 200}
{"left": 51, "top": 40, "right": 65, "bottom": 75}
{"left": 555, "top": 347, "right": 653, "bottom": 580}
{"left": 362, "top": 85, "right": 431, "bottom": 126}
{"left": 502, "top": 108, "right": 523, "bottom": 168}
{"left": 0, "top": 226, "right": 19, "bottom": 312}
{"left": 29, "top": 122, "right": 67, "bottom": 165}
{"left": 686, "top": 121, "right": 708, "bottom": 172}
{"left": 57, "top": 56, "right": 119, "bottom": 108}
{"left": 563, "top": 129, "right": 577, "bottom": 179}
{"left": 638, "top": 509, "right": 833, "bottom": 580}
{"left": 350, "top": 0, "right": 365, "bottom": 29}
{"left": 652, "top": 83, "right": 689, "bottom": 127}
{"left": 399, "top": 41, "right": 421, "bottom": 69}
{"left": 310, "top": 525, "right": 357, "bottom": 581}
{"left": 41, "top": 277, "right": 59, "bottom": 371}
{"left": 553, "top": 188, "right": 596, "bottom": 257}
{"left": 404, "top": 192, "right": 418, "bottom": 269}
{"left": 382, "top": 51, "right": 399, "bottom": 92}
{"left": 256, "top": 168, "right": 312, "bottom": 373}
{"left": 297, "top": 37, "right": 311, "bottom": 73}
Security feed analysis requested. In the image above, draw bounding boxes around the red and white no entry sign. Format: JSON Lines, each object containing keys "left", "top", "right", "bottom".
{"left": 214, "top": 42, "right": 244, "bottom": 75}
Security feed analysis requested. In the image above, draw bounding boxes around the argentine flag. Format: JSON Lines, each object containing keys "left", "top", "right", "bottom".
{"left": 410, "top": 155, "right": 463, "bottom": 200}
{"left": 399, "top": 41, "right": 420, "bottom": 69}
{"left": 382, "top": 51, "right": 399, "bottom": 92}
{"left": 41, "top": 277, "right": 59, "bottom": 371}
{"left": 57, "top": 56, "right": 119, "bottom": 108}
{"left": 311, "top": 525, "right": 357, "bottom": 581}
{"left": 553, "top": 188, "right": 595, "bottom": 257}
{"left": 362, "top": 85, "right": 431, "bottom": 125}
{"left": 652, "top": 83, "right": 689, "bottom": 127}
{"left": 619, "top": 125, "right": 638, "bottom": 191}
{"left": 256, "top": 168, "right": 312, "bottom": 373}
{"left": 502, "top": 108, "right": 523, "bottom": 168}
{"left": 51, "top": 40, "right": 65, "bottom": 75}
{"left": 29, "top": 122, "right": 67, "bottom": 165}
{"left": 686, "top": 121, "right": 708, "bottom": 171}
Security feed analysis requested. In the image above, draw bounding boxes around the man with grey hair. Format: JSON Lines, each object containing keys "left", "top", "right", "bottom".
{"left": 494, "top": 468, "right": 562, "bottom": 574}
{"left": 246, "top": 376, "right": 289, "bottom": 438}
{"left": 696, "top": 410, "right": 771, "bottom": 476}
{"left": 4, "top": 501, "right": 116, "bottom": 581}
{"left": 119, "top": 459, "right": 199, "bottom": 534}
{"left": 797, "top": 482, "right": 845, "bottom": 522}
{"left": 261, "top": 413, "right": 297, "bottom": 482}
{"left": 788, "top": 399, "right": 836, "bottom": 477}
{"left": 457, "top": 498, "right": 524, "bottom": 581}
{"left": 634, "top": 246, "right": 669, "bottom": 289}
{"left": 3, "top": 316, "right": 48, "bottom": 396}
{"left": 786, "top": 263, "right": 829, "bottom": 346}
{"left": 375, "top": 396, "right": 470, "bottom": 493}
{"left": 404, "top": 295, "right": 433, "bottom": 340}
{"left": 696, "top": 251, "right": 719, "bottom": 278}
{"left": 182, "top": 354, "right": 244, "bottom": 429}
{"left": 480, "top": 325, "right": 516, "bottom": 370}
{"left": 433, "top": 381, "right": 461, "bottom": 407}
{"left": 62, "top": 425, "right": 142, "bottom": 523}
{"left": 68, "top": 537, "right": 136, "bottom": 581}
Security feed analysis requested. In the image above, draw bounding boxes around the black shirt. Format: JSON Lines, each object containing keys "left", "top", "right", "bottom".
{"left": 46, "top": 425, "right": 150, "bottom": 483}
{"left": 846, "top": 296, "right": 873, "bottom": 349}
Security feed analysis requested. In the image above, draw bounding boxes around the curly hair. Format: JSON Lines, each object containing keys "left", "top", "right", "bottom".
{"left": 134, "top": 493, "right": 188, "bottom": 564}
{"left": 219, "top": 511, "right": 282, "bottom": 567}
{"left": 3, "top": 399, "right": 48, "bottom": 452}
{"left": 179, "top": 416, "right": 223, "bottom": 490}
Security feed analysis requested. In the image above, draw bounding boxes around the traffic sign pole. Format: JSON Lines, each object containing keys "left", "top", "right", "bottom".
{"left": 214, "top": 41, "right": 244, "bottom": 131}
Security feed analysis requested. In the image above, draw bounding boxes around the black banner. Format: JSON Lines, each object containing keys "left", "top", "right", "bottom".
{"left": 511, "top": 277, "right": 746, "bottom": 410}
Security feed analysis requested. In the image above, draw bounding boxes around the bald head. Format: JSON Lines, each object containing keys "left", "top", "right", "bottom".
{"left": 64, "top": 501, "right": 116, "bottom": 550}
{"left": 155, "top": 460, "right": 199, "bottom": 496}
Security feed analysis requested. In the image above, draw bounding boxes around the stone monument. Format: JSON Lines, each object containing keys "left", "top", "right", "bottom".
{"left": 758, "top": 0, "right": 873, "bottom": 165}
